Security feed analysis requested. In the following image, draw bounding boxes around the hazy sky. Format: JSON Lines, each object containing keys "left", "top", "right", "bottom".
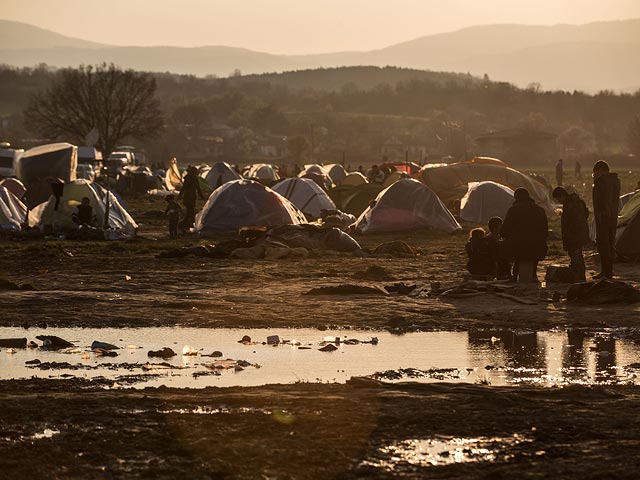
{"left": 3, "top": 0, "right": 640, "bottom": 54}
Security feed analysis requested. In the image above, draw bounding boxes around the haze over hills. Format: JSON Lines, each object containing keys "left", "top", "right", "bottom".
{"left": 0, "top": 18, "right": 639, "bottom": 92}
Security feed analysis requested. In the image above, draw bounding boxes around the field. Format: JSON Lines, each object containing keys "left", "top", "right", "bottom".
{"left": 1, "top": 168, "right": 640, "bottom": 479}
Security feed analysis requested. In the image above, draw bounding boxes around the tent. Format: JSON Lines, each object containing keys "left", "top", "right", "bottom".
{"left": 324, "top": 164, "right": 347, "bottom": 185}
{"left": 382, "top": 171, "right": 408, "bottom": 188}
{"left": 329, "top": 183, "right": 383, "bottom": 216}
{"left": 272, "top": 178, "right": 336, "bottom": 219}
{"left": 246, "top": 164, "right": 280, "bottom": 184}
{"left": 195, "top": 179, "right": 306, "bottom": 232}
{"left": 353, "top": 178, "right": 461, "bottom": 234}
{"left": 342, "top": 172, "right": 368, "bottom": 186}
{"left": 417, "top": 162, "right": 554, "bottom": 215}
{"left": 15, "top": 142, "right": 78, "bottom": 208}
{"left": 202, "top": 161, "right": 242, "bottom": 189}
{"left": 165, "top": 158, "right": 183, "bottom": 191}
{"left": 460, "top": 181, "right": 515, "bottom": 225}
{"left": 0, "top": 178, "right": 26, "bottom": 200}
{"left": 0, "top": 185, "right": 26, "bottom": 231}
{"left": 35, "top": 179, "right": 137, "bottom": 236}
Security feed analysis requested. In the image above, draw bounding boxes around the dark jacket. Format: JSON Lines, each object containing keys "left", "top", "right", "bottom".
{"left": 500, "top": 198, "right": 548, "bottom": 261}
{"left": 465, "top": 237, "right": 494, "bottom": 276}
{"left": 179, "top": 172, "right": 204, "bottom": 206}
{"left": 561, "top": 193, "right": 589, "bottom": 251}
{"left": 593, "top": 172, "right": 620, "bottom": 225}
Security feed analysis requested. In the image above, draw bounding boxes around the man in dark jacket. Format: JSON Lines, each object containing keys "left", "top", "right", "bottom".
{"left": 552, "top": 187, "right": 589, "bottom": 282}
{"left": 592, "top": 160, "right": 620, "bottom": 279}
{"left": 500, "top": 188, "right": 548, "bottom": 282}
{"left": 178, "top": 165, "right": 206, "bottom": 232}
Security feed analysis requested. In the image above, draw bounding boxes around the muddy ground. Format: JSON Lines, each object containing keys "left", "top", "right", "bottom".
{"left": 1, "top": 378, "right": 639, "bottom": 479}
{"left": 2, "top": 194, "right": 640, "bottom": 478}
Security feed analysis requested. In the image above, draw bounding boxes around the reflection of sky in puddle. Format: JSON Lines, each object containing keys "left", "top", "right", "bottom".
{"left": 2, "top": 428, "right": 61, "bottom": 443}
{"left": 0, "top": 327, "right": 639, "bottom": 388}
{"left": 361, "top": 434, "right": 532, "bottom": 471}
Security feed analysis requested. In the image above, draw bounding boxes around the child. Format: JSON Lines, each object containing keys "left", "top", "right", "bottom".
{"left": 486, "top": 216, "right": 511, "bottom": 280}
{"left": 465, "top": 227, "right": 494, "bottom": 277}
{"left": 165, "top": 195, "right": 182, "bottom": 239}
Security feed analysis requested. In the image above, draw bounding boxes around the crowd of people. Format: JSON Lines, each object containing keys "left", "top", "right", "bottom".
{"left": 466, "top": 160, "right": 620, "bottom": 283}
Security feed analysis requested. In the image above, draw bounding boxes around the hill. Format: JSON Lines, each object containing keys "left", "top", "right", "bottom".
{"left": 0, "top": 18, "right": 639, "bottom": 92}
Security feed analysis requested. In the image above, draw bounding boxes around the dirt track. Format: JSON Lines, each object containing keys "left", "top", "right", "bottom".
{"left": 1, "top": 230, "right": 639, "bottom": 331}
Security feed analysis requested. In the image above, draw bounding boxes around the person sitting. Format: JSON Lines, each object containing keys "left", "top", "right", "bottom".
{"left": 486, "top": 216, "right": 511, "bottom": 280}
{"left": 71, "top": 197, "right": 97, "bottom": 227}
{"left": 465, "top": 228, "right": 495, "bottom": 277}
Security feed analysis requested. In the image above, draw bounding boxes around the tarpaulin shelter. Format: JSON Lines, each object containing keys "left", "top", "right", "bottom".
{"left": 272, "top": 177, "right": 336, "bottom": 219}
{"left": 195, "top": 179, "right": 306, "bottom": 232}
{"left": 16, "top": 142, "right": 77, "bottom": 208}
{"left": 353, "top": 178, "right": 461, "bottom": 234}
{"left": 460, "top": 181, "right": 515, "bottom": 225}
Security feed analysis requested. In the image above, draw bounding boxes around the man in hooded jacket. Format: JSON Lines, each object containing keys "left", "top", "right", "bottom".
{"left": 500, "top": 188, "right": 548, "bottom": 282}
{"left": 552, "top": 187, "right": 590, "bottom": 282}
{"left": 592, "top": 160, "right": 620, "bottom": 279}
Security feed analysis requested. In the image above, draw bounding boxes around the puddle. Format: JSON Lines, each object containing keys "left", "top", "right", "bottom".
{"left": 360, "top": 434, "right": 533, "bottom": 471}
{"left": 2, "top": 428, "right": 61, "bottom": 444}
{"left": 1, "top": 327, "right": 639, "bottom": 388}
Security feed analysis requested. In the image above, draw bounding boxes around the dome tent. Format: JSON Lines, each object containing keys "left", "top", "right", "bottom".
{"left": 195, "top": 179, "right": 306, "bottom": 232}
{"left": 460, "top": 181, "right": 515, "bottom": 225}
{"left": 324, "top": 164, "right": 347, "bottom": 185}
{"left": 246, "top": 164, "right": 280, "bottom": 184}
{"left": 272, "top": 177, "right": 336, "bottom": 219}
{"left": 202, "top": 161, "right": 242, "bottom": 189}
{"left": 36, "top": 179, "right": 137, "bottom": 236}
{"left": 0, "top": 185, "right": 26, "bottom": 231}
{"left": 342, "top": 172, "right": 368, "bottom": 186}
{"left": 353, "top": 178, "right": 461, "bottom": 234}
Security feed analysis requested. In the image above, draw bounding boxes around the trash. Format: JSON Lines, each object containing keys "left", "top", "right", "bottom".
{"left": 91, "top": 340, "right": 120, "bottom": 351}
{"left": 234, "top": 365, "right": 244, "bottom": 371}
{"left": 182, "top": 345, "right": 198, "bottom": 356}
{"left": 25, "top": 359, "right": 41, "bottom": 365}
{"left": 142, "top": 362, "right": 175, "bottom": 371}
{"left": 125, "top": 345, "right": 143, "bottom": 349}
{"left": 323, "top": 336, "right": 341, "bottom": 343}
{"left": 205, "top": 360, "right": 236, "bottom": 370}
{"left": 370, "top": 337, "right": 379, "bottom": 345}
{"left": 305, "top": 284, "right": 388, "bottom": 295}
{"left": 36, "top": 335, "right": 74, "bottom": 350}
{"left": 567, "top": 280, "right": 640, "bottom": 304}
{"left": 267, "top": 335, "right": 280, "bottom": 345}
{"left": 384, "top": 283, "right": 418, "bottom": 295}
{"left": 6, "top": 348, "right": 16, "bottom": 354}
{"left": 238, "top": 335, "right": 252, "bottom": 344}
{"left": 212, "top": 351, "right": 223, "bottom": 357}
{"left": 0, "top": 338, "right": 27, "bottom": 348}
{"left": 236, "top": 360, "right": 251, "bottom": 367}
{"left": 125, "top": 275, "right": 132, "bottom": 281}
{"left": 148, "top": 347, "right": 177, "bottom": 358}
{"left": 27, "top": 341, "right": 38, "bottom": 348}
{"left": 319, "top": 344, "right": 338, "bottom": 352}
{"left": 94, "top": 348, "right": 118, "bottom": 357}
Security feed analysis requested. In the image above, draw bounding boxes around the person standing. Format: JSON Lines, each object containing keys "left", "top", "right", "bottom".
{"left": 574, "top": 161, "right": 582, "bottom": 180}
{"left": 552, "top": 187, "right": 590, "bottom": 282}
{"left": 165, "top": 195, "right": 182, "bottom": 239}
{"left": 500, "top": 188, "right": 548, "bottom": 282}
{"left": 592, "top": 160, "right": 620, "bottom": 279}
{"left": 178, "top": 165, "right": 205, "bottom": 233}
{"left": 555, "top": 158, "right": 564, "bottom": 186}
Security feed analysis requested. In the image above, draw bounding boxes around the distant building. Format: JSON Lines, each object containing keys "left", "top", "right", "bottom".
{"left": 474, "top": 128, "right": 557, "bottom": 165}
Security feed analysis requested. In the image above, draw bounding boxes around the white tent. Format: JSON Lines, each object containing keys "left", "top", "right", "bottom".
{"left": 246, "top": 164, "right": 280, "bottom": 183}
{"left": 353, "top": 179, "right": 461, "bottom": 234}
{"left": 195, "top": 179, "right": 306, "bottom": 232}
{"left": 342, "top": 172, "right": 368, "bottom": 186}
{"left": 36, "top": 179, "right": 137, "bottom": 236}
{"left": 324, "top": 164, "right": 347, "bottom": 185}
{"left": 272, "top": 178, "right": 336, "bottom": 219}
{"left": 202, "top": 161, "right": 242, "bottom": 189}
{"left": 0, "top": 185, "right": 26, "bottom": 231}
{"left": 460, "top": 181, "right": 515, "bottom": 225}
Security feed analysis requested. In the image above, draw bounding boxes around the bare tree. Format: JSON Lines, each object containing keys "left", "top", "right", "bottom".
{"left": 24, "top": 63, "right": 163, "bottom": 156}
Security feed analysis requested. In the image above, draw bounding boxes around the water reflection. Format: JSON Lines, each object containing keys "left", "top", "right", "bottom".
{"left": 0, "top": 327, "right": 638, "bottom": 388}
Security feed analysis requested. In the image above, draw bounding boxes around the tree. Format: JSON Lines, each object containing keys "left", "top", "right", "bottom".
{"left": 628, "top": 115, "right": 640, "bottom": 156}
{"left": 24, "top": 63, "right": 163, "bottom": 156}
